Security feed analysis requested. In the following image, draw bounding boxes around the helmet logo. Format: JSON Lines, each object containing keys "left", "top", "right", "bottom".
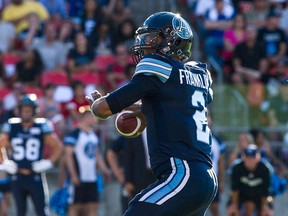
{"left": 172, "top": 16, "right": 193, "bottom": 39}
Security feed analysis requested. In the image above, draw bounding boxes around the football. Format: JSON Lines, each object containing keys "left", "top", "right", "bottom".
{"left": 115, "top": 110, "right": 142, "bottom": 138}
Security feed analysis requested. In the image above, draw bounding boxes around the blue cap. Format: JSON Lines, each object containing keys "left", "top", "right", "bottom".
{"left": 244, "top": 144, "right": 258, "bottom": 157}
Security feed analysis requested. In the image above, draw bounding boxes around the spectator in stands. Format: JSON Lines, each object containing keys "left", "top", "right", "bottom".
{"left": 250, "top": 128, "right": 288, "bottom": 177}
{"left": 265, "top": 76, "right": 288, "bottom": 127}
{"left": 244, "top": 0, "right": 269, "bottom": 29}
{"left": 89, "top": 20, "right": 114, "bottom": 56}
{"left": 257, "top": 9, "right": 287, "bottom": 72}
{"left": 81, "top": 0, "right": 106, "bottom": 38}
{"left": 229, "top": 132, "right": 254, "bottom": 165}
{"left": 64, "top": 105, "right": 110, "bottom": 216}
{"left": 0, "top": 12, "right": 16, "bottom": 53}
{"left": 38, "top": 83, "right": 65, "bottom": 138}
{"left": 0, "top": 51, "right": 7, "bottom": 85}
{"left": 115, "top": 19, "right": 137, "bottom": 50}
{"left": 33, "top": 22, "right": 67, "bottom": 71}
{"left": 265, "top": 56, "right": 288, "bottom": 83}
{"left": 193, "top": 0, "right": 230, "bottom": 38}
{"left": 231, "top": 0, "right": 253, "bottom": 14}
{"left": 15, "top": 49, "right": 43, "bottom": 87}
{"left": 67, "top": 0, "right": 85, "bottom": 20}
{"left": 223, "top": 13, "right": 247, "bottom": 77}
{"left": 106, "top": 43, "right": 130, "bottom": 91}
{"left": 227, "top": 144, "right": 273, "bottom": 216}
{"left": 40, "top": 0, "right": 67, "bottom": 18}
{"left": 204, "top": 0, "right": 235, "bottom": 66}
{"left": 117, "top": 63, "right": 135, "bottom": 88}
{"left": 62, "top": 81, "right": 90, "bottom": 126}
{"left": 194, "top": 0, "right": 232, "bottom": 18}
{"left": 67, "top": 31, "right": 96, "bottom": 75}
{"left": 103, "top": 0, "right": 131, "bottom": 29}
{"left": 279, "top": 1, "right": 288, "bottom": 37}
{"left": 1, "top": 82, "right": 24, "bottom": 122}
{"left": 59, "top": 18, "right": 76, "bottom": 52}
{"left": 232, "top": 25, "right": 268, "bottom": 84}
{"left": 2, "top": 0, "right": 49, "bottom": 35}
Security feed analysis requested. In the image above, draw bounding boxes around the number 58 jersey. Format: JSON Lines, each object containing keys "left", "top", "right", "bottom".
{"left": 2, "top": 117, "right": 54, "bottom": 170}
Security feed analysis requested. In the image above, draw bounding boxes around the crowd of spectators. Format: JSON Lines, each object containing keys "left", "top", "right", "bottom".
{"left": 187, "top": 0, "right": 288, "bottom": 129}
{"left": 188, "top": 0, "right": 288, "bottom": 85}
{"left": 0, "top": 0, "right": 135, "bottom": 137}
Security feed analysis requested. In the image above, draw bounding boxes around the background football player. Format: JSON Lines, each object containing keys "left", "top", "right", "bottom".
{"left": 0, "top": 94, "right": 63, "bottom": 216}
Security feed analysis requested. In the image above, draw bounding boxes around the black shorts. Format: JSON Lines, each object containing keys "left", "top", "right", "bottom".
{"left": 68, "top": 182, "right": 99, "bottom": 204}
{"left": 239, "top": 194, "right": 262, "bottom": 211}
{"left": 0, "top": 178, "right": 12, "bottom": 193}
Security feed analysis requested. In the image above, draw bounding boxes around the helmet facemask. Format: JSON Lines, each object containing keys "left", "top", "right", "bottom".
{"left": 131, "top": 28, "right": 162, "bottom": 64}
{"left": 131, "top": 26, "right": 192, "bottom": 64}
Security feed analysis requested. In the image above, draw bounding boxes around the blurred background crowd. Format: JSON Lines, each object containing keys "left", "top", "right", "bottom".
{"left": 0, "top": 0, "right": 287, "bottom": 215}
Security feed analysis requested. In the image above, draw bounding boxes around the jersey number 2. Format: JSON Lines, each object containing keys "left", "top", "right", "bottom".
{"left": 191, "top": 90, "right": 210, "bottom": 144}
{"left": 11, "top": 138, "right": 40, "bottom": 161}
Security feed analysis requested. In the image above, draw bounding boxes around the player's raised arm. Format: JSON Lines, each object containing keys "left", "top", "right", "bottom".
{"left": 86, "top": 90, "right": 112, "bottom": 120}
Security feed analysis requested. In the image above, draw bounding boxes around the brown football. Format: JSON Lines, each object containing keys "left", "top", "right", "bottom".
{"left": 115, "top": 110, "right": 142, "bottom": 138}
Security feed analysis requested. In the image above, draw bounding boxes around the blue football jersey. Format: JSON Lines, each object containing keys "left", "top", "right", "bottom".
{"left": 134, "top": 54, "right": 213, "bottom": 174}
{"left": 2, "top": 117, "right": 54, "bottom": 169}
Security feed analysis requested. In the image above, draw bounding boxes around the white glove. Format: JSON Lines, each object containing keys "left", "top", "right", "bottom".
{"left": 32, "top": 159, "right": 53, "bottom": 173}
{"left": 0, "top": 160, "right": 18, "bottom": 175}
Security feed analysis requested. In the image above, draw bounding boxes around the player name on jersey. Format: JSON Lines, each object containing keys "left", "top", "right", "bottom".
{"left": 179, "top": 69, "right": 209, "bottom": 90}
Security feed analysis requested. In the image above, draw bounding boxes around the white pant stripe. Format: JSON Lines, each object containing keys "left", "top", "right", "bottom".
{"left": 139, "top": 158, "right": 176, "bottom": 202}
{"left": 156, "top": 160, "right": 190, "bottom": 205}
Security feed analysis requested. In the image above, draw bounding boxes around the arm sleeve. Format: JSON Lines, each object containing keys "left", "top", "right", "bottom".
{"left": 106, "top": 74, "right": 163, "bottom": 114}
{"left": 63, "top": 134, "right": 77, "bottom": 146}
{"left": 1, "top": 123, "right": 11, "bottom": 134}
{"left": 41, "top": 120, "right": 54, "bottom": 134}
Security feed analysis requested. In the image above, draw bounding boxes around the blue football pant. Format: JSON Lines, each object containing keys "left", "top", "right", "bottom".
{"left": 124, "top": 158, "right": 218, "bottom": 216}
{"left": 11, "top": 173, "right": 49, "bottom": 216}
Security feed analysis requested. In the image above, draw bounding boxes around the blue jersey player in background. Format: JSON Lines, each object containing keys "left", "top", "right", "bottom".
{"left": 0, "top": 94, "right": 63, "bottom": 216}
{"left": 86, "top": 11, "right": 217, "bottom": 216}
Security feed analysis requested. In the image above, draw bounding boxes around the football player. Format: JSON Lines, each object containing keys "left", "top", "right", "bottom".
{"left": 64, "top": 106, "right": 111, "bottom": 216}
{"left": 0, "top": 94, "right": 63, "bottom": 216}
{"left": 86, "top": 12, "right": 217, "bottom": 216}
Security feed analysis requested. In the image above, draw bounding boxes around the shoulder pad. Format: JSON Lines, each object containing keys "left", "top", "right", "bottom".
{"left": 64, "top": 129, "right": 80, "bottom": 146}
{"left": 134, "top": 55, "right": 173, "bottom": 83}
{"left": 34, "top": 118, "right": 47, "bottom": 124}
{"left": 185, "top": 61, "right": 207, "bottom": 70}
{"left": 8, "top": 118, "right": 22, "bottom": 124}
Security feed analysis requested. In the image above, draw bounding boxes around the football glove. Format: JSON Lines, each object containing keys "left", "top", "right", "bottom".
{"left": 32, "top": 159, "right": 53, "bottom": 173}
{"left": 0, "top": 160, "right": 18, "bottom": 175}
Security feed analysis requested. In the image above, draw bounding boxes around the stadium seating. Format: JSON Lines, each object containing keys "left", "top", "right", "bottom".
{"left": 40, "top": 71, "right": 72, "bottom": 103}
{"left": 40, "top": 70, "right": 70, "bottom": 87}
{"left": 71, "top": 71, "right": 100, "bottom": 85}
